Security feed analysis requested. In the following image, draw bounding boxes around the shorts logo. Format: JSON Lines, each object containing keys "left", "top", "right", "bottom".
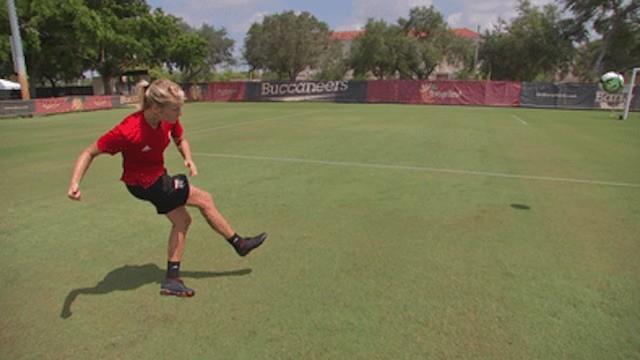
{"left": 174, "top": 179, "right": 185, "bottom": 189}
{"left": 141, "top": 145, "right": 152, "bottom": 152}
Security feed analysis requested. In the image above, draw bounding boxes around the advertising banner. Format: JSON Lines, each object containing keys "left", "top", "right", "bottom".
{"left": 183, "top": 84, "right": 208, "bottom": 101}
{"left": 595, "top": 86, "right": 640, "bottom": 110}
{"left": 0, "top": 100, "right": 34, "bottom": 117}
{"left": 520, "top": 83, "right": 597, "bottom": 109}
{"left": 82, "top": 96, "right": 113, "bottom": 111}
{"left": 119, "top": 95, "right": 139, "bottom": 105}
{"left": 246, "top": 81, "right": 367, "bottom": 102}
{"left": 210, "top": 82, "right": 246, "bottom": 102}
{"left": 367, "top": 80, "right": 520, "bottom": 106}
{"left": 484, "top": 81, "right": 522, "bottom": 107}
{"left": 35, "top": 97, "right": 79, "bottom": 114}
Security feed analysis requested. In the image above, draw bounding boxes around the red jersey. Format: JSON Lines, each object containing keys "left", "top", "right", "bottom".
{"left": 97, "top": 111, "right": 184, "bottom": 188}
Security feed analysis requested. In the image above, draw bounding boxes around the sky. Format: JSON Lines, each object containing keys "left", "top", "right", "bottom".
{"left": 147, "top": 0, "right": 555, "bottom": 55}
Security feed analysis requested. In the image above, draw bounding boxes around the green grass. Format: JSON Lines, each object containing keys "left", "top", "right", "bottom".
{"left": 1, "top": 102, "right": 639, "bottom": 359}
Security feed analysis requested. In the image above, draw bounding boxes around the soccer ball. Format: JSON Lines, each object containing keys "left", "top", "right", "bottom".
{"left": 600, "top": 71, "right": 624, "bottom": 93}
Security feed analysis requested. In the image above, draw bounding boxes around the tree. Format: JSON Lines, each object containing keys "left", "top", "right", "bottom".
{"left": 84, "top": 0, "right": 152, "bottom": 94}
{"left": 478, "top": 0, "right": 576, "bottom": 81}
{"left": 174, "top": 23, "right": 235, "bottom": 82}
{"left": 573, "top": 21, "right": 640, "bottom": 80}
{"left": 561, "top": 0, "right": 640, "bottom": 77}
{"left": 398, "top": 6, "right": 472, "bottom": 79}
{"left": 244, "top": 11, "right": 331, "bottom": 80}
{"left": 0, "top": 0, "right": 98, "bottom": 92}
{"left": 349, "top": 6, "right": 474, "bottom": 80}
{"left": 198, "top": 24, "right": 235, "bottom": 70}
{"left": 167, "top": 31, "right": 208, "bottom": 83}
{"left": 313, "top": 39, "right": 349, "bottom": 80}
{"left": 349, "top": 19, "right": 402, "bottom": 79}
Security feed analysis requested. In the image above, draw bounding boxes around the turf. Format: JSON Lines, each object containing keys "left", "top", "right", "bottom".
{"left": 1, "top": 102, "right": 639, "bottom": 359}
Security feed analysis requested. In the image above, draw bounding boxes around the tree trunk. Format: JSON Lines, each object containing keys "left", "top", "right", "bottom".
{"left": 103, "top": 74, "right": 113, "bottom": 95}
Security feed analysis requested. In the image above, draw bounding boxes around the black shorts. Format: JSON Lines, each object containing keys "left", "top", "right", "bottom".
{"left": 126, "top": 173, "right": 190, "bottom": 214}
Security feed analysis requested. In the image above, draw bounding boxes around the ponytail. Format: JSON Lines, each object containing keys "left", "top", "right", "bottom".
{"left": 136, "top": 80, "right": 151, "bottom": 110}
{"left": 136, "top": 79, "right": 184, "bottom": 110}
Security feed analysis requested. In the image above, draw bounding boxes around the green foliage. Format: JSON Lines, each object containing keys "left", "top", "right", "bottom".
{"left": 350, "top": 6, "right": 474, "bottom": 80}
{"left": 1, "top": 0, "right": 224, "bottom": 92}
{"left": 561, "top": 0, "right": 640, "bottom": 76}
{"left": 167, "top": 32, "right": 208, "bottom": 82}
{"left": 399, "top": 6, "right": 474, "bottom": 79}
{"left": 478, "top": 0, "right": 576, "bottom": 81}
{"left": 244, "top": 11, "right": 331, "bottom": 80}
{"left": 81, "top": 0, "right": 153, "bottom": 93}
{"left": 211, "top": 69, "right": 249, "bottom": 81}
{"left": 179, "top": 23, "right": 235, "bottom": 83}
{"left": 313, "top": 40, "right": 349, "bottom": 81}
{"left": 349, "top": 19, "right": 402, "bottom": 79}
{"left": 0, "top": 0, "right": 100, "bottom": 89}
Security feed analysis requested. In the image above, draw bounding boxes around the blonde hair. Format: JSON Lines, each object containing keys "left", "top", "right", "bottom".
{"left": 136, "top": 79, "right": 185, "bottom": 110}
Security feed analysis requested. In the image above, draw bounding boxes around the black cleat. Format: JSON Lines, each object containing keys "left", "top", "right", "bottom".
{"left": 160, "top": 277, "right": 195, "bottom": 297}
{"left": 233, "top": 232, "right": 267, "bottom": 257}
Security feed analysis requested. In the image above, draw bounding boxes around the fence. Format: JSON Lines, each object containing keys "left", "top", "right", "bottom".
{"left": 1, "top": 80, "right": 638, "bottom": 118}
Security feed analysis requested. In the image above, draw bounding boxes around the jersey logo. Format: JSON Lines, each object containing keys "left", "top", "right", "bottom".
{"left": 141, "top": 145, "right": 152, "bottom": 152}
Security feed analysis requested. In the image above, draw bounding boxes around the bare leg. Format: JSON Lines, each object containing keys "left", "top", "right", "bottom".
{"left": 165, "top": 206, "right": 192, "bottom": 261}
{"left": 186, "top": 185, "right": 235, "bottom": 239}
{"left": 186, "top": 185, "right": 266, "bottom": 256}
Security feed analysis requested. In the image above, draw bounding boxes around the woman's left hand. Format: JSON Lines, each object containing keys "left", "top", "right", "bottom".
{"left": 185, "top": 159, "right": 198, "bottom": 177}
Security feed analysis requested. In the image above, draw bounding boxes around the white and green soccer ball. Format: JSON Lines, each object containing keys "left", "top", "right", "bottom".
{"left": 600, "top": 71, "right": 624, "bottom": 93}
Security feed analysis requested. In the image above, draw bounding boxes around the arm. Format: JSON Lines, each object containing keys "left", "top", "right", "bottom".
{"left": 68, "top": 143, "right": 103, "bottom": 201}
{"left": 174, "top": 137, "right": 198, "bottom": 177}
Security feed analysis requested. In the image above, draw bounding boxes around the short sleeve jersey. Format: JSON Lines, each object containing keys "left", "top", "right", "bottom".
{"left": 97, "top": 111, "right": 184, "bottom": 188}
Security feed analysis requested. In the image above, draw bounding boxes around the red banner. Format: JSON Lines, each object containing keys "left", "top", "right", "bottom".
{"left": 209, "top": 82, "right": 246, "bottom": 101}
{"left": 34, "top": 96, "right": 117, "bottom": 115}
{"left": 484, "top": 81, "right": 521, "bottom": 106}
{"left": 367, "top": 80, "right": 520, "bottom": 107}
{"left": 83, "top": 96, "right": 113, "bottom": 111}
{"left": 35, "top": 97, "right": 78, "bottom": 114}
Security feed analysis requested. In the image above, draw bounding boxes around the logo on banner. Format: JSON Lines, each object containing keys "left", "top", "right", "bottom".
{"left": 71, "top": 98, "right": 84, "bottom": 111}
{"left": 216, "top": 89, "right": 238, "bottom": 97}
{"left": 189, "top": 86, "right": 202, "bottom": 101}
{"left": 596, "top": 91, "right": 625, "bottom": 110}
{"left": 261, "top": 81, "right": 349, "bottom": 97}
{"left": 419, "top": 83, "right": 461, "bottom": 104}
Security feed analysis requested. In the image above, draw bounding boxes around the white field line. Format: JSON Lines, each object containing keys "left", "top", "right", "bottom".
{"left": 193, "top": 152, "right": 640, "bottom": 188}
{"left": 189, "top": 110, "right": 325, "bottom": 134}
{"left": 512, "top": 114, "right": 528, "bottom": 125}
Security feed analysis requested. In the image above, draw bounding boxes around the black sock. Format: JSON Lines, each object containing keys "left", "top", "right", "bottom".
{"left": 167, "top": 261, "right": 181, "bottom": 279}
{"left": 227, "top": 233, "right": 242, "bottom": 248}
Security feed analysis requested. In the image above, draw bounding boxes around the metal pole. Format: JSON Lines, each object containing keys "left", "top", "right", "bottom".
{"left": 6, "top": 0, "right": 30, "bottom": 100}
{"left": 473, "top": 25, "right": 480, "bottom": 71}
{"left": 621, "top": 68, "right": 638, "bottom": 120}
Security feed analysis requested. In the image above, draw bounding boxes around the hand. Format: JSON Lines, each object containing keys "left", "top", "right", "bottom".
{"left": 184, "top": 159, "right": 198, "bottom": 177}
{"left": 68, "top": 183, "right": 82, "bottom": 201}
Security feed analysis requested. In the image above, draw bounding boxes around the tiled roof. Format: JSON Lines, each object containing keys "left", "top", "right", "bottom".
{"left": 453, "top": 27, "right": 480, "bottom": 39}
{"left": 330, "top": 30, "right": 365, "bottom": 41}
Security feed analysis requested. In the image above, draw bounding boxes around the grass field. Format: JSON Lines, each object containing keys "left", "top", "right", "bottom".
{"left": 1, "top": 102, "right": 639, "bottom": 359}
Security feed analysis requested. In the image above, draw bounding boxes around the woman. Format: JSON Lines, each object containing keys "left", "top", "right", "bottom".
{"left": 67, "top": 79, "right": 267, "bottom": 297}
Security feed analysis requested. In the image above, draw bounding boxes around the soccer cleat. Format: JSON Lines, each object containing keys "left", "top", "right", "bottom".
{"left": 160, "top": 277, "right": 195, "bottom": 297}
{"left": 233, "top": 232, "right": 268, "bottom": 257}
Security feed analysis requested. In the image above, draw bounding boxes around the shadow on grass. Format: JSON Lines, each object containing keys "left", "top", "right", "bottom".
{"left": 60, "top": 263, "right": 251, "bottom": 319}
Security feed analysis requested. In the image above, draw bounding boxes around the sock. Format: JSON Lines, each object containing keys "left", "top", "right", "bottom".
{"left": 227, "top": 233, "right": 243, "bottom": 248}
{"left": 167, "top": 261, "right": 181, "bottom": 279}
{"left": 227, "top": 233, "right": 241, "bottom": 244}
